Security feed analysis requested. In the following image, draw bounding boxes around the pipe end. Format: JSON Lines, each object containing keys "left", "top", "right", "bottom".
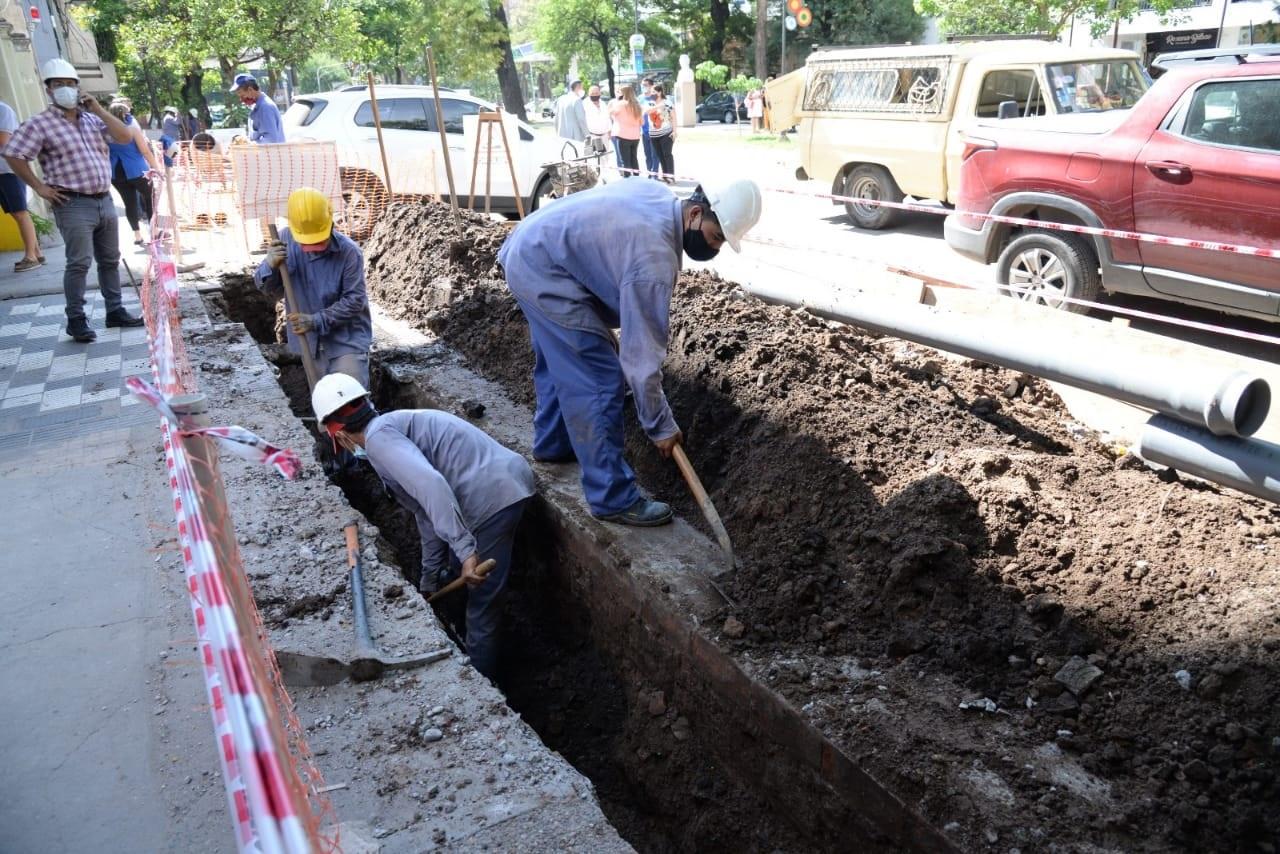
{"left": 1206, "top": 372, "right": 1270, "bottom": 437}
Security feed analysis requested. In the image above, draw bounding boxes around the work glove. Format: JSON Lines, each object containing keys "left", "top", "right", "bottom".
{"left": 287, "top": 312, "right": 316, "bottom": 335}
{"left": 266, "top": 241, "right": 286, "bottom": 269}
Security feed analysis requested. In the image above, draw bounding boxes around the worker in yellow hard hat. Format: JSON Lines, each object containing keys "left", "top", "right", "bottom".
{"left": 253, "top": 187, "right": 372, "bottom": 384}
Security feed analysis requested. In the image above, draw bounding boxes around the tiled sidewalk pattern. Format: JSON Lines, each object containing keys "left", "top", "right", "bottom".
{"left": 0, "top": 291, "right": 156, "bottom": 458}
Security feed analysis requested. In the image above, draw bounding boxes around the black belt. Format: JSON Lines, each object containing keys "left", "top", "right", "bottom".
{"left": 57, "top": 189, "right": 110, "bottom": 200}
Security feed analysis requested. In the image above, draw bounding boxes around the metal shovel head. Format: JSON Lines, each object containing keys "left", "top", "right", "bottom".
{"left": 275, "top": 650, "right": 354, "bottom": 687}
{"left": 349, "top": 647, "right": 452, "bottom": 682}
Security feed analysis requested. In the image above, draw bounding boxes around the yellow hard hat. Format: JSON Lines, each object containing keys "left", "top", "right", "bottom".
{"left": 287, "top": 187, "right": 333, "bottom": 245}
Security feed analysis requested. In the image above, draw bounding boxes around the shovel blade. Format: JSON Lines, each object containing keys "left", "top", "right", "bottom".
{"left": 275, "top": 651, "right": 353, "bottom": 687}
{"left": 349, "top": 647, "right": 452, "bottom": 682}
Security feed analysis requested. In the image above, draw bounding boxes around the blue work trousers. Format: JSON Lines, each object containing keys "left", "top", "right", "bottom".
{"left": 429, "top": 497, "right": 530, "bottom": 681}
{"left": 642, "top": 134, "right": 658, "bottom": 178}
{"left": 517, "top": 300, "right": 642, "bottom": 517}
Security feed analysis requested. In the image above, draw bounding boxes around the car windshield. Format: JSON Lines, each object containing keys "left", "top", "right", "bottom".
{"left": 1046, "top": 60, "right": 1147, "bottom": 113}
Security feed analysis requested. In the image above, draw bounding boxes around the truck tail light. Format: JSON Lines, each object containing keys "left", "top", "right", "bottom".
{"left": 962, "top": 137, "right": 997, "bottom": 161}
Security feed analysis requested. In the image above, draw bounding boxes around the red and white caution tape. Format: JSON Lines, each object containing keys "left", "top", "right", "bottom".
{"left": 140, "top": 209, "right": 321, "bottom": 852}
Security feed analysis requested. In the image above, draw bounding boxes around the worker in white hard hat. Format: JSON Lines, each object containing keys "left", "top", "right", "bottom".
{"left": 310, "top": 373, "right": 536, "bottom": 680}
{"left": 2, "top": 58, "right": 139, "bottom": 343}
{"left": 254, "top": 186, "right": 372, "bottom": 384}
{"left": 497, "top": 178, "right": 762, "bottom": 526}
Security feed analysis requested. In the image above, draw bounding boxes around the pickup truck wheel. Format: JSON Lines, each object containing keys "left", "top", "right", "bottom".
{"left": 336, "top": 168, "right": 388, "bottom": 241}
{"left": 997, "top": 230, "right": 1100, "bottom": 313}
{"left": 843, "top": 165, "right": 903, "bottom": 230}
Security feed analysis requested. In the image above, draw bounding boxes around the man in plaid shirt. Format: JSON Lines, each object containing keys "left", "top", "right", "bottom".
{"left": 2, "top": 58, "right": 141, "bottom": 343}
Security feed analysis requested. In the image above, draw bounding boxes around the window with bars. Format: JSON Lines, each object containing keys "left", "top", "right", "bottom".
{"left": 803, "top": 58, "right": 952, "bottom": 114}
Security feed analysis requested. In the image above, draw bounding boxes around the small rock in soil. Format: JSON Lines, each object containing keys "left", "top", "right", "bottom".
{"left": 722, "top": 616, "right": 746, "bottom": 639}
{"left": 460, "top": 398, "right": 486, "bottom": 419}
{"left": 421, "top": 727, "right": 444, "bottom": 743}
{"left": 1174, "top": 669, "right": 1193, "bottom": 691}
{"left": 384, "top": 583, "right": 404, "bottom": 600}
{"left": 671, "top": 716, "right": 691, "bottom": 741}
{"left": 1054, "top": 656, "right": 1104, "bottom": 696}
{"left": 959, "top": 697, "right": 998, "bottom": 713}
{"left": 647, "top": 691, "right": 667, "bottom": 717}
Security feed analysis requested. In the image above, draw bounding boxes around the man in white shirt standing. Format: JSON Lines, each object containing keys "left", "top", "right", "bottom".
{"left": 0, "top": 99, "right": 43, "bottom": 273}
{"left": 582, "top": 85, "right": 611, "bottom": 157}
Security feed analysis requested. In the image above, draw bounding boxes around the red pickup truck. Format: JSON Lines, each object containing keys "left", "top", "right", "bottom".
{"left": 944, "top": 60, "right": 1280, "bottom": 323}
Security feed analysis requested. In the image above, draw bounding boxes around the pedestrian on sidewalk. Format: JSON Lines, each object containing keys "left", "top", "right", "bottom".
{"left": 746, "top": 87, "right": 764, "bottom": 133}
{"left": 2, "top": 58, "right": 143, "bottom": 342}
{"left": 646, "top": 84, "right": 677, "bottom": 184}
{"left": 553, "top": 80, "right": 588, "bottom": 151}
{"left": 183, "top": 108, "right": 203, "bottom": 139}
{"left": 498, "top": 178, "right": 762, "bottom": 526}
{"left": 639, "top": 77, "right": 658, "bottom": 179}
{"left": 583, "top": 84, "right": 611, "bottom": 157}
{"left": 254, "top": 187, "right": 372, "bottom": 385}
{"left": 311, "top": 374, "right": 535, "bottom": 680}
{"left": 0, "top": 98, "right": 44, "bottom": 273}
{"left": 161, "top": 106, "right": 184, "bottom": 141}
{"left": 107, "top": 100, "right": 161, "bottom": 246}
{"left": 609, "top": 85, "right": 643, "bottom": 178}
{"left": 231, "top": 74, "right": 285, "bottom": 145}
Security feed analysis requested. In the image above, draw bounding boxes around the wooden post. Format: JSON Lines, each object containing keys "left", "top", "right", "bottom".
{"left": 365, "top": 72, "right": 394, "bottom": 198}
{"left": 424, "top": 46, "right": 462, "bottom": 226}
{"left": 468, "top": 111, "right": 523, "bottom": 218}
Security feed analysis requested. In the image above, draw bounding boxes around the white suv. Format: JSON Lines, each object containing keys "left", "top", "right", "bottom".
{"left": 282, "top": 85, "right": 561, "bottom": 236}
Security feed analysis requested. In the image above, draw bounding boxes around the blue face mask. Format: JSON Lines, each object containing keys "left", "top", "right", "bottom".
{"left": 351, "top": 446, "right": 368, "bottom": 460}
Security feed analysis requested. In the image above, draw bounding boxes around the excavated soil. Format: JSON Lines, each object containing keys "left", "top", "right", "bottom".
{"left": 365, "top": 199, "right": 1280, "bottom": 852}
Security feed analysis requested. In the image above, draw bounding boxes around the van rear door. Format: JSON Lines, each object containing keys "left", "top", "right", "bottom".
{"left": 765, "top": 69, "right": 805, "bottom": 130}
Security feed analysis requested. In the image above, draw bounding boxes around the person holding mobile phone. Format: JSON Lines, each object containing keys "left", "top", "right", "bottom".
{"left": 2, "top": 58, "right": 140, "bottom": 343}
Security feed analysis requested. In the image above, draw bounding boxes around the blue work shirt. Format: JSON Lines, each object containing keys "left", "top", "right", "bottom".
{"left": 364, "top": 410, "right": 536, "bottom": 574}
{"left": 498, "top": 179, "right": 683, "bottom": 440}
{"left": 249, "top": 93, "right": 285, "bottom": 144}
{"left": 253, "top": 227, "right": 372, "bottom": 360}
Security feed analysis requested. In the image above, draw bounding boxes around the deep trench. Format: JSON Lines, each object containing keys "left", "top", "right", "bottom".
{"left": 206, "top": 276, "right": 817, "bottom": 854}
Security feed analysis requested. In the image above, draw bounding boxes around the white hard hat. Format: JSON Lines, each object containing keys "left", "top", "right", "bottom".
{"left": 700, "top": 179, "right": 762, "bottom": 253}
{"left": 40, "top": 58, "right": 80, "bottom": 83}
{"left": 312, "top": 373, "right": 369, "bottom": 423}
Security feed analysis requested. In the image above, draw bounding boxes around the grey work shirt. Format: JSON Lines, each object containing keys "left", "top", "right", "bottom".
{"left": 254, "top": 226, "right": 372, "bottom": 360}
{"left": 497, "top": 179, "right": 683, "bottom": 440}
{"left": 364, "top": 410, "right": 536, "bottom": 573}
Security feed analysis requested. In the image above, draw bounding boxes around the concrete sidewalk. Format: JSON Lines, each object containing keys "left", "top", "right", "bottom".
{"left": 0, "top": 284, "right": 232, "bottom": 849}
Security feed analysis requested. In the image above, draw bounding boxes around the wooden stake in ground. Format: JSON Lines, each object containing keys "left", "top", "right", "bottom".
{"left": 266, "top": 224, "right": 321, "bottom": 389}
{"left": 366, "top": 72, "right": 394, "bottom": 199}
{"left": 467, "top": 111, "right": 524, "bottom": 219}
{"left": 424, "top": 45, "right": 462, "bottom": 227}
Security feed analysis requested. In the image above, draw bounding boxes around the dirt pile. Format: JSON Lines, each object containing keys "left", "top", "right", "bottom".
{"left": 365, "top": 200, "right": 1279, "bottom": 852}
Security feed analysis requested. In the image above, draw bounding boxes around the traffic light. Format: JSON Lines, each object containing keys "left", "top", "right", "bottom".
{"left": 796, "top": 6, "right": 813, "bottom": 26}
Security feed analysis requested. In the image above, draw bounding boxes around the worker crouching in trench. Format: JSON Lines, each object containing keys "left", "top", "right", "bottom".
{"left": 312, "top": 374, "right": 534, "bottom": 680}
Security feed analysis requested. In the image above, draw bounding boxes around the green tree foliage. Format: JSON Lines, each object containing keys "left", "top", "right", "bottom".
{"left": 533, "top": 0, "right": 628, "bottom": 94}
{"left": 916, "top": 0, "right": 1191, "bottom": 38}
{"left": 694, "top": 60, "right": 730, "bottom": 90}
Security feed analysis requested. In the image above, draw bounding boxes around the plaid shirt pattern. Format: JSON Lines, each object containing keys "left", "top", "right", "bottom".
{"left": 2, "top": 107, "right": 112, "bottom": 194}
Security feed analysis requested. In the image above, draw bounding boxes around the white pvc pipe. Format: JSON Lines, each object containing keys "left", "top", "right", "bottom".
{"left": 745, "top": 284, "right": 1271, "bottom": 438}
{"left": 1137, "top": 414, "right": 1280, "bottom": 505}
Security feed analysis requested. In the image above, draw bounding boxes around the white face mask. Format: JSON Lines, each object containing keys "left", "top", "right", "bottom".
{"left": 51, "top": 86, "right": 79, "bottom": 109}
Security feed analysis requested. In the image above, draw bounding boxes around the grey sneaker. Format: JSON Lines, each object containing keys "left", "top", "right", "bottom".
{"left": 595, "top": 497, "right": 673, "bottom": 527}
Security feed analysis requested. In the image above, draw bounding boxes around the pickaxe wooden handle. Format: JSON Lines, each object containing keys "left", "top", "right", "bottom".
{"left": 427, "top": 558, "right": 497, "bottom": 603}
{"left": 672, "top": 444, "right": 735, "bottom": 565}
{"left": 267, "top": 223, "right": 321, "bottom": 390}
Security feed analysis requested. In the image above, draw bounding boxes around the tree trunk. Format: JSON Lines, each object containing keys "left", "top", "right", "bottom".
{"left": 597, "top": 33, "right": 616, "bottom": 98}
{"left": 755, "top": 0, "right": 768, "bottom": 79}
{"left": 710, "top": 0, "right": 730, "bottom": 62}
{"left": 491, "top": 0, "right": 529, "bottom": 120}
{"left": 181, "top": 69, "right": 210, "bottom": 128}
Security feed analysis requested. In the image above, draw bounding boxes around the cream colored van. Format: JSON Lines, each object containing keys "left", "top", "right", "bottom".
{"left": 766, "top": 40, "right": 1148, "bottom": 229}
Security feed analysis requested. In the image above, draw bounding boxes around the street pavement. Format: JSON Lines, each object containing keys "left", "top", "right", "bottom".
{"left": 0, "top": 222, "right": 232, "bottom": 852}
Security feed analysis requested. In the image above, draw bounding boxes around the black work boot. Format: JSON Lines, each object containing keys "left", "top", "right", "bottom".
{"left": 66, "top": 318, "right": 96, "bottom": 343}
{"left": 594, "top": 497, "right": 674, "bottom": 527}
{"left": 105, "top": 310, "right": 145, "bottom": 328}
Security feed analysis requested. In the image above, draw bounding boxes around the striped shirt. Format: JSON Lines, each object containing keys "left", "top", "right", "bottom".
{"left": 2, "top": 106, "right": 112, "bottom": 194}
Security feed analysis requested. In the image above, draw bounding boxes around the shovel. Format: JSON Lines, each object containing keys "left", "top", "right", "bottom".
{"left": 275, "top": 524, "right": 454, "bottom": 687}
{"left": 426, "top": 558, "right": 497, "bottom": 604}
{"left": 671, "top": 444, "right": 738, "bottom": 606}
